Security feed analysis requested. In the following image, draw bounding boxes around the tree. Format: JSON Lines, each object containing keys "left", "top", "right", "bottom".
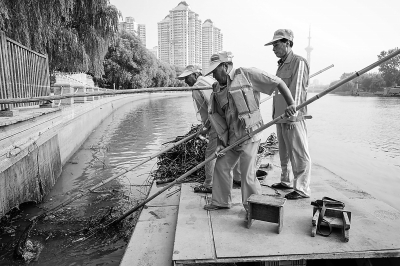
{"left": 378, "top": 48, "right": 400, "bottom": 87}
{"left": 330, "top": 71, "right": 386, "bottom": 93}
{"left": 0, "top": 0, "right": 120, "bottom": 78}
{"left": 358, "top": 73, "right": 385, "bottom": 92}
{"left": 330, "top": 72, "right": 355, "bottom": 93}
{"left": 369, "top": 75, "right": 386, "bottom": 92}
{"left": 97, "top": 31, "right": 185, "bottom": 89}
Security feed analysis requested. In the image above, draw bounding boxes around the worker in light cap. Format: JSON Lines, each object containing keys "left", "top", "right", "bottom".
{"left": 202, "top": 51, "right": 297, "bottom": 214}
{"left": 177, "top": 65, "right": 241, "bottom": 194}
{"left": 265, "top": 29, "right": 312, "bottom": 199}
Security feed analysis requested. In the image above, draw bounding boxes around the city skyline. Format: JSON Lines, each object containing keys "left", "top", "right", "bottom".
{"left": 156, "top": 1, "right": 223, "bottom": 69}
{"left": 110, "top": 0, "right": 400, "bottom": 84}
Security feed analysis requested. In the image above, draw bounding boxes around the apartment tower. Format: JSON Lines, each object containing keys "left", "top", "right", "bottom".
{"left": 119, "top": 17, "right": 147, "bottom": 46}
{"left": 158, "top": 15, "right": 171, "bottom": 64}
{"left": 158, "top": 1, "right": 202, "bottom": 68}
{"left": 137, "top": 24, "right": 146, "bottom": 47}
{"left": 202, "top": 19, "right": 223, "bottom": 70}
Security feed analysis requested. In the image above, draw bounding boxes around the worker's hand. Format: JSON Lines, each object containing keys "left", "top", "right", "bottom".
{"left": 285, "top": 104, "right": 296, "bottom": 117}
{"left": 286, "top": 121, "right": 296, "bottom": 130}
{"left": 215, "top": 145, "right": 226, "bottom": 158}
{"left": 212, "top": 82, "right": 220, "bottom": 92}
{"left": 196, "top": 126, "right": 209, "bottom": 138}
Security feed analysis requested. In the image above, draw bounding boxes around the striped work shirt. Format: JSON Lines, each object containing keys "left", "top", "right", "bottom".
{"left": 273, "top": 50, "right": 310, "bottom": 123}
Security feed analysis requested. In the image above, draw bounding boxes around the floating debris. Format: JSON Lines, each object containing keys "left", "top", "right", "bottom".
{"left": 152, "top": 125, "right": 280, "bottom": 185}
{"left": 152, "top": 124, "right": 207, "bottom": 185}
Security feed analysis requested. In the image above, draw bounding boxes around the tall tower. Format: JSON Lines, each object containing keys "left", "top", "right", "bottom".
{"left": 161, "top": 1, "right": 202, "bottom": 68}
{"left": 137, "top": 24, "right": 146, "bottom": 46}
{"left": 158, "top": 15, "right": 171, "bottom": 64}
{"left": 157, "top": 2, "right": 224, "bottom": 68}
{"left": 305, "top": 27, "right": 313, "bottom": 71}
{"left": 202, "top": 19, "right": 223, "bottom": 70}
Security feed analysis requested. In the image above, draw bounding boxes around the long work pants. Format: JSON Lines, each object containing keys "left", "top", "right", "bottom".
{"left": 276, "top": 120, "right": 311, "bottom": 197}
{"left": 204, "top": 131, "right": 241, "bottom": 188}
{"left": 211, "top": 140, "right": 261, "bottom": 208}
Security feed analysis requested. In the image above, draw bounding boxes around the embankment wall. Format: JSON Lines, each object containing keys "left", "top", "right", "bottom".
{"left": 0, "top": 94, "right": 152, "bottom": 216}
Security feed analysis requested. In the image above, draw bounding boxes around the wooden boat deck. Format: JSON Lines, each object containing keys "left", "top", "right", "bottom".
{"left": 173, "top": 158, "right": 400, "bottom": 265}
{"left": 120, "top": 155, "right": 400, "bottom": 265}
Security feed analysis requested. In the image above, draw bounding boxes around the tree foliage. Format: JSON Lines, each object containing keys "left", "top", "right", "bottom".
{"left": 330, "top": 72, "right": 385, "bottom": 93}
{"left": 95, "top": 31, "right": 186, "bottom": 89}
{"left": 0, "top": 0, "right": 120, "bottom": 78}
{"left": 378, "top": 48, "right": 400, "bottom": 87}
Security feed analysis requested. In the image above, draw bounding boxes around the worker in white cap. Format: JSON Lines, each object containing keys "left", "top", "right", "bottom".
{"left": 202, "top": 51, "right": 297, "bottom": 212}
{"left": 177, "top": 65, "right": 241, "bottom": 194}
{"left": 265, "top": 29, "right": 312, "bottom": 199}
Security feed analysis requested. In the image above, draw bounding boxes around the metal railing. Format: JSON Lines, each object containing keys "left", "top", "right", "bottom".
{"left": 0, "top": 31, "right": 50, "bottom": 110}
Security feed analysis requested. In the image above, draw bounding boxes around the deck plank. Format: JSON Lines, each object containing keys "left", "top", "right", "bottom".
{"left": 120, "top": 182, "right": 181, "bottom": 266}
{"left": 172, "top": 184, "right": 215, "bottom": 261}
{"left": 120, "top": 205, "right": 179, "bottom": 266}
{"left": 173, "top": 157, "right": 400, "bottom": 263}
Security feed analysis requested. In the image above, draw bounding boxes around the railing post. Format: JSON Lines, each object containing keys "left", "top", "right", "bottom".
{"left": 0, "top": 31, "right": 13, "bottom": 113}
{"left": 52, "top": 83, "right": 74, "bottom": 106}
{"left": 74, "top": 85, "right": 87, "bottom": 103}
{"left": 86, "top": 86, "right": 94, "bottom": 101}
{"left": 93, "top": 87, "right": 99, "bottom": 100}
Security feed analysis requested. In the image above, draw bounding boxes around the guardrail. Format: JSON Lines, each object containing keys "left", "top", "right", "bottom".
{"left": 0, "top": 31, "right": 50, "bottom": 110}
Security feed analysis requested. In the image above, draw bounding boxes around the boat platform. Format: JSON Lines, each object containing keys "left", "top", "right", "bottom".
{"left": 120, "top": 156, "right": 400, "bottom": 265}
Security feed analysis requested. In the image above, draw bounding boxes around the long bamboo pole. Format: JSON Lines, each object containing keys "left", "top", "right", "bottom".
{"left": 0, "top": 86, "right": 209, "bottom": 104}
{"left": 34, "top": 131, "right": 198, "bottom": 220}
{"left": 0, "top": 64, "right": 335, "bottom": 105}
{"left": 107, "top": 49, "right": 400, "bottom": 226}
{"left": 309, "top": 64, "right": 334, "bottom": 79}
{"left": 260, "top": 64, "right": 334, "bottom": 104}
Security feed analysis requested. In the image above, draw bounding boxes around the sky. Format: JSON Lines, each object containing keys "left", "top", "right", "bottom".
{"left": 109, "top": 0, "right": 400, "bottom": 84}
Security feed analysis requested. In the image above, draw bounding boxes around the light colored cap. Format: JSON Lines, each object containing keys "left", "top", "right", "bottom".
{"left": 202, "top": 51, "right": 233, "bottom": 76}
{"left": 264, "top": 29, "right": 294, "bottom": 46}
{"left": 177, "top": 65, "right": 202, "bottom": 80}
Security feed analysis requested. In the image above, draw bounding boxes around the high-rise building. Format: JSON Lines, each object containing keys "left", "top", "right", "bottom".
{"left": 158, "top": 1, "right": 202, "bottom": 68}
{"left": 202, "top": 19, "right": 223, "bottom": 70}
{"left": 119, "top": 16, "right": 138, "bottom": 35}
{"left": 150, "top": 46, "right": 158, "bottom": 58}
{"left": 137, "top": 24, "right": 146, "bottom": 47}
{"left": 158, "top": 2, "right": 223, "bottom": 69}
{"left": 158, "top": 15, "right": 171, "bottom": 64}
{"left": 119, "top": 17, "right": 147, "bottom": 46}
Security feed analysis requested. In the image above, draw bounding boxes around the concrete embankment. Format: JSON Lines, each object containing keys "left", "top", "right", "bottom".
{"left": 0, "top": 94, "right": 167, "bottom": 217}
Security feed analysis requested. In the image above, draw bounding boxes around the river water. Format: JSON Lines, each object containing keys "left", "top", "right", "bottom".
{"left": 261, "top": 93, "right": 400, "bottom": 210}
{"left": 1, "top": 92, "right": 399, "bottom": 265}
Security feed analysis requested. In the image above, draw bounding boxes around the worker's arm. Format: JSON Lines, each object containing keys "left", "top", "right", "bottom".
{"left": 284, "top": 57, "right": 309, "bottom": 122}
{"left": 242, "top": 67, "right": 296, "bottom": 117}
{"left": 276, "top": 80, "right": 296, "bottom": 117}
